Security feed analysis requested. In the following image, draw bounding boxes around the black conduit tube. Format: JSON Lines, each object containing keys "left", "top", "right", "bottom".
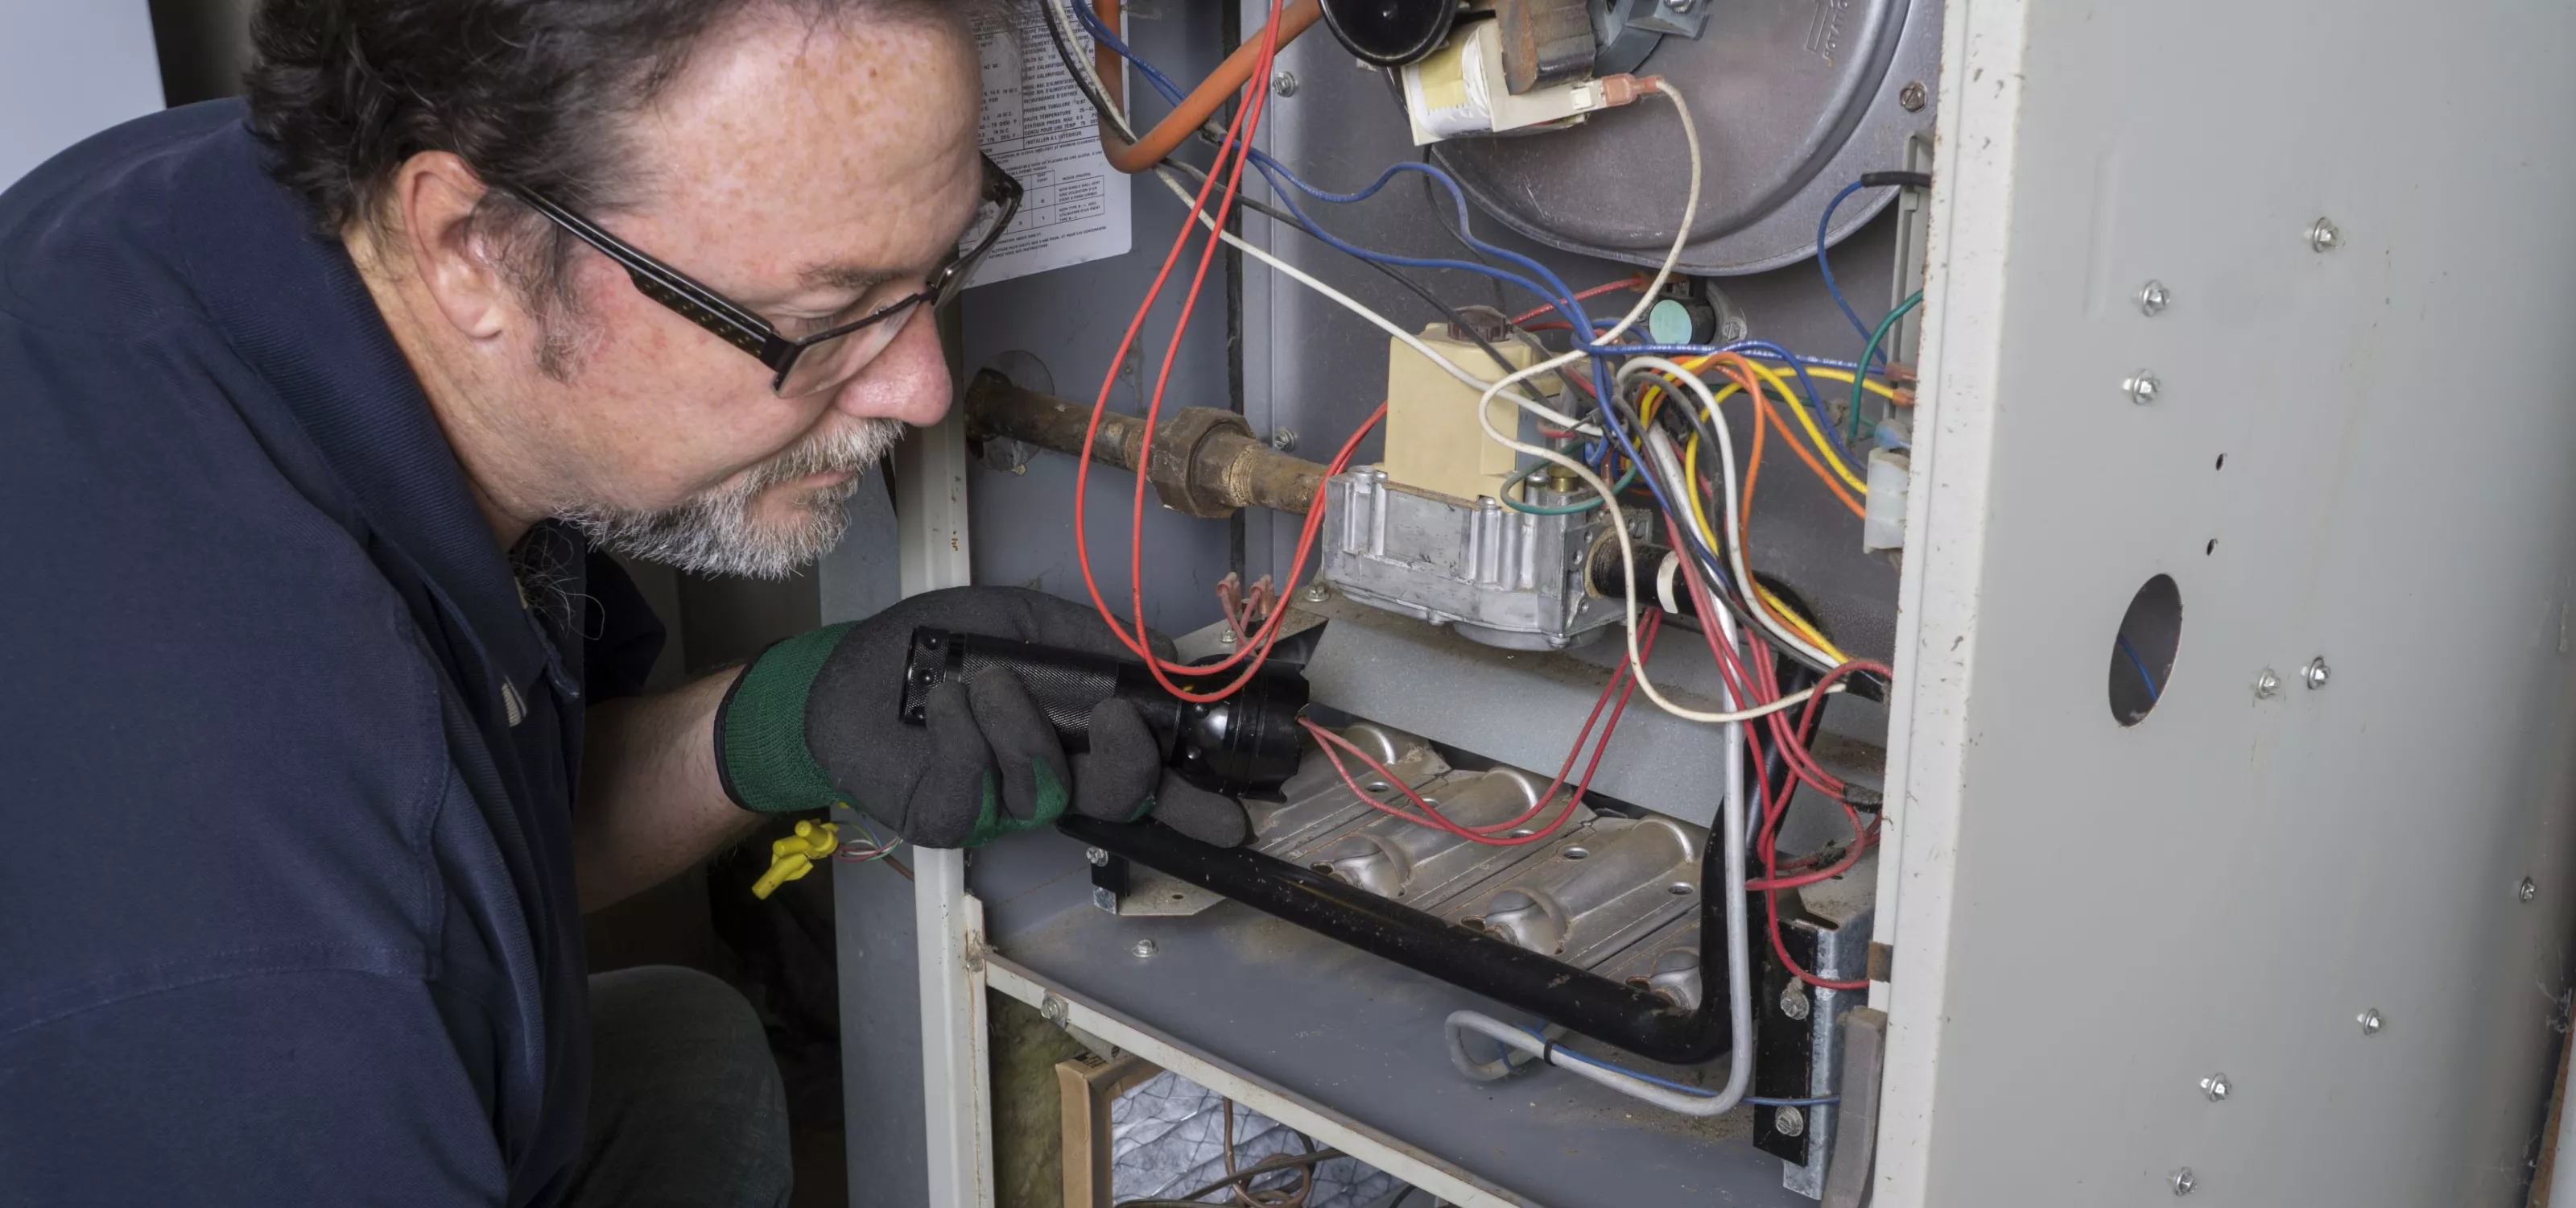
{"left": 1058, "top": 813, "right": 1734, "bottom": 1065}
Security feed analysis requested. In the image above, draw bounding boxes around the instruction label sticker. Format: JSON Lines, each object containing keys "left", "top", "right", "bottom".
{"left": 964, "top": 7, "right": 1131, "bottom": 289}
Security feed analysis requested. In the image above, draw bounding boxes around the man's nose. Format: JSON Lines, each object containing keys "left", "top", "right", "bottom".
{"left": 832, "top": 312, "right": 952, "bottom": 428}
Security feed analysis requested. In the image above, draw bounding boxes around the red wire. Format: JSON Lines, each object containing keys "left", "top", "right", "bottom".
{"left": 1069, "top": 2, "right": 1318, "bottom": 703}
{"left": 1294, "top": 614, "right": 1662, "bottom": 847}
{"left": 1507, "top": 276, "right": 1649, "bottom": 325}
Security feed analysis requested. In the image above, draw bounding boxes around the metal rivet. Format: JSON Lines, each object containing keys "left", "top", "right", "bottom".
{"left": 2255, "top": 668, "right": 2282, "bottom": 698}
{"left": 1270, "top": 70, "right": 1298, "bottom": 97}
{"left": 1084, "top": 846, "right": 1110, "bottom": 867}
{"left": 2172, "top": 1168, "right": 2197, "bottom": 1196}
{"left": 2308, "top": 217, "right": 2342, "bottom": 251}
{"left": 2124, "top": 371, "right": 2161, "bottom": 405}
{"left": 2358, "top": 1007, "right": 2384, "bottom": 1035}
{"left": 1302, "top": 582, "right": 1331, "bottom": 603}
{"left": 2521, "top": 877, "right": 2540, "bottom": 903}
{"left": 1773, "top": 1106, "right": 1805, "bottom": 1136}
{"left": 1897, "top": 81, "right": 1927, "bottom": 111}
{"left": 1779, "top": 986, "right": 1811, "bottom": 1020}
{"left": 2199, "top": 1073, "right": 2231, "bottom": 1102}
{"left": 2137, "top": 279, "right": 2170, "bottom": 316}
{"left": 1270, "top": 428, "right": 1299, "bottom": 452}
{"left": 1132, "top": 938, "right": 1158, "bottom": 958}
{"left": 2302, "top": 657, "right": 2330, "bottom": 689}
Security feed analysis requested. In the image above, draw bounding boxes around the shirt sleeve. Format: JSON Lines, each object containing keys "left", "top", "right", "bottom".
{"left": 0, "top": 969, "right": 510, "bottom": 1208}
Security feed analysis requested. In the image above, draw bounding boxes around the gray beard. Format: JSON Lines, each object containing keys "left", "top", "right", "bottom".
{"left": 561, "top": 418, "right": 907, "bottom": 579}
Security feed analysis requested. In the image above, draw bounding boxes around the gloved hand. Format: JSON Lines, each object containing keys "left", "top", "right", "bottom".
{"left": 712, "top": 586, "right": 1249, "bottom": 849}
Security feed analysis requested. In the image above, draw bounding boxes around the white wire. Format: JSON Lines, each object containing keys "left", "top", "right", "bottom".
{"left": 1153, "top": 170, "right": 1585, "bottom": 429}
{"left": 1040, "top": 0, "right": 1137, "bottom": 143}
{"left": 1443, "top": 618, "right": 1750, "bottom": 1116}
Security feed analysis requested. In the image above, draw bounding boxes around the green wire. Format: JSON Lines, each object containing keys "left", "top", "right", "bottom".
{"left": 1847, "top": 291, "right": 1925, "bottom": 446}
{"left": 1499, "top": 460, "right": 1639, "bottom": 515}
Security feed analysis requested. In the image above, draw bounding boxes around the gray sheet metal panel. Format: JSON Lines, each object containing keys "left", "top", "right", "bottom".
{"left": 970, "top": 825, "right": 1811, "bottom": 1208}
{"left": 1879, "top": 0, "right": 2576, "bottom": 1202}
{"left": 958, "top": 4, "right": 1236, "bottom": 637}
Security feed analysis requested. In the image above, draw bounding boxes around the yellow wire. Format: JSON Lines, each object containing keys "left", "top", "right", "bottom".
{"left": 1682, "top": 420, "right": 1854, "bottom": 666}
{"left": 1736, "top": 358, "right": 1867, "bottom": 494}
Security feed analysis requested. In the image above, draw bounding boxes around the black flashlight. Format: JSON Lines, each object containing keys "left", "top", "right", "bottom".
{"left": 896, "top": 627, "right": 1311, "bottom": 796}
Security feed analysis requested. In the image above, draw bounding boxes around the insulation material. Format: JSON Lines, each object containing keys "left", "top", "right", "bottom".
{"left": 1110, "top": 1070, "right": 1399, "bottom": 1206}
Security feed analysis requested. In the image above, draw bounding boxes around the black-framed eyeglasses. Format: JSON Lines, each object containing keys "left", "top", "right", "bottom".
{"left": 509, "top": 152, "right": 1022, "bottom": 399}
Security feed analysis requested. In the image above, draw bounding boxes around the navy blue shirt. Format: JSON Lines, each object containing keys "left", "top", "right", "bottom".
{"left": 0, "top": 102, "right": 662, "bottom": 1206}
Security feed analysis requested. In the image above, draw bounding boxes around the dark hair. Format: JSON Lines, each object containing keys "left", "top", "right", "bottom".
{"left": 244, "top": 0, "right": 971, "bottom": 299}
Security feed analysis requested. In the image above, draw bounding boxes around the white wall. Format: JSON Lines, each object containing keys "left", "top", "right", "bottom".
{"left": 1, "top": 2, "right": 164, "bottom": 188}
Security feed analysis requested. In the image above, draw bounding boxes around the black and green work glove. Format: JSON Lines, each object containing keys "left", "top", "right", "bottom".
{"left": 713, "top": 586, "right": 1249, "bottom": 849}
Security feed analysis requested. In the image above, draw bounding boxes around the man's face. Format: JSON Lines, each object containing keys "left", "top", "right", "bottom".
{"left": 522, "top": 9, "right": 984, "bottom": 577}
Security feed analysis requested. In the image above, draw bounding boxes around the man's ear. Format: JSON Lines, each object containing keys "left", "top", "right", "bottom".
{"left": 387, "top": 151, "right": 516, "bottom": 342}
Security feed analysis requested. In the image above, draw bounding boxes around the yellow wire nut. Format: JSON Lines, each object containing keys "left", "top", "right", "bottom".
{"left": 751, "top": 819, "right": 840, "bottom": 900}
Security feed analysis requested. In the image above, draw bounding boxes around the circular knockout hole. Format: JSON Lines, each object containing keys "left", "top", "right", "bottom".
{"left": 2109, "top": 573, "right": 2183, "bottom": 726}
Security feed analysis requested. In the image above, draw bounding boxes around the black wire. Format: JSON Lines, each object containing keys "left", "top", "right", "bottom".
{"left": 1109, "top": 1148, "right": 1348, "bottom": 1208}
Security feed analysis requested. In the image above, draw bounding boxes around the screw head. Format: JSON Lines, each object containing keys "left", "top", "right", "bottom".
{"left": 2172, "top": 1168, "right": 2198, "bottom": 1196}
{"left": 1040, "top": 993, "right": 1070, "bottom": 1028}
{"left": 1270, "top": 428, "right": 1299, "bottom": 452}
{"left": 2303, "top": 657, "right": 2330, "bottom": 689}
{"left": 2199, "top": 1073, "right": 2231, "bottom": 1102}
{"left": 2124, "top": 371, "right": 2161, "bottom": 405}
{"left": 1084, "top": 846, "right": 1110, "bottom": 867}
{"left": 1779, "top": 986, "right": 1812, "bottom": 1020}
{"left": 2255, "top": 668, "right": 2282, "bottom": 698}
{"left": 1301, "top": 582, "right": 1331, "bottom": 603}
{"left": 1773, "top": 1106, "right": 1805, "bottom": 1136}
{"left": 2137, "top": 279, "right": 2171, "bottom": 316}
{"left": 1897, "top": 81, "right": 1927, "bottom": 111}
{"left": 1092, "top": 886, "right": 1119, "bottom": 912}
{"left": 2522, "top": 877, "right": 2540, "bottom": 903}
{"left": 1270, "top": 70, "right": 1298, "bottom": 97}
{"left": 2358, "top": 1007, "right": 2384, "bottom": 1035}
{"left": 1218, "top": 628, "right": 1237, "bottom": 645}
{"left": 2308, "top": 217, "right": 2342, "bottom": 251}
{"left": 1666, "top": 0, "right": 1697, "bottom": 12}
{"left": 1132, "top": 938, "right": 1158, "bottom": 958}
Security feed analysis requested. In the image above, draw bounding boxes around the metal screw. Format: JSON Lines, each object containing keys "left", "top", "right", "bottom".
{"left": 1040, "top": 993, "right": 1070, "bottom": 1028}
{"left": 2199, "top": 1073, "right": 2231, "bottom": 1102}
{"left": 1897, "top": 81, "right": 1927, "bottom": 111}
{"left": 2124, "top": 371, "right": 2161, "bottom": 405}
{"left": 1773, "top": 1106, "right": 1805, "bottom": 1136}
{"left": 2308, "top": 217, "right": 2342, "bottom": 252}
{"left": 1270, "top": 70, "right": 1298, "bottom": 97}
{"left": 1666, "top": 0, "right": 1697, "bottom": 12}
{"left": 1084, "top": 846, "right": 1110, "bottom": 867}
{"left": 1779, "top": 986, "right": 1812, "bottom": 1020}
{"left": 1301, "top": 582, "right": 1331, "bottom": 603}
{"left": 2172, "top": 1168, "right": 2198, "bottom": 1196}
{"left": 1132, "top": 938, "right": 1158, "bottom": 958}
{"left": 2303, "top": 657, "right": 2330, "bottom": 689}
{"left": 1092, "top": 886, "right": 1119, "bottom": 912}
{"left": 2255, "top": 668, "right": 2282, "bottom": 698}
{"left": 2358, "top": 1007, "right": 2384, "bottom": 1035}
{"left": 1218, "top": 628, "right": 1237, "bottom": 645}
{"left": 2522, "top": 877, "right": 2540, "bottom": 903}
{"left": 2137, "top": 279, "right": 2171, "bottom": 316}
{"left": 1270, "top": 428, "right": 1299, "bottom": 452}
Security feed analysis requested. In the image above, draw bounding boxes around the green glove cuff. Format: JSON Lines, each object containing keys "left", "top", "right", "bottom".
{"left": 715, "top": 622, "right": 857, "bottom": 814}
{"left": 956, "top": 760, "right": 1074, "bottom": 847}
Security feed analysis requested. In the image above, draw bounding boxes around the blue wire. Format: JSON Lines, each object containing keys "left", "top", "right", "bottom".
{"left": 2118, "top": 634, "right": 2161, "bottom": 701}
{"left": 1817, "top": 180, "right": 1880, "bottom": 357}
{"left": 1071, "top": 0, "right": 1188, "bottom": 106}
{"left": 1514, "top": 1028, "right": 1839, "bottom": 1107}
